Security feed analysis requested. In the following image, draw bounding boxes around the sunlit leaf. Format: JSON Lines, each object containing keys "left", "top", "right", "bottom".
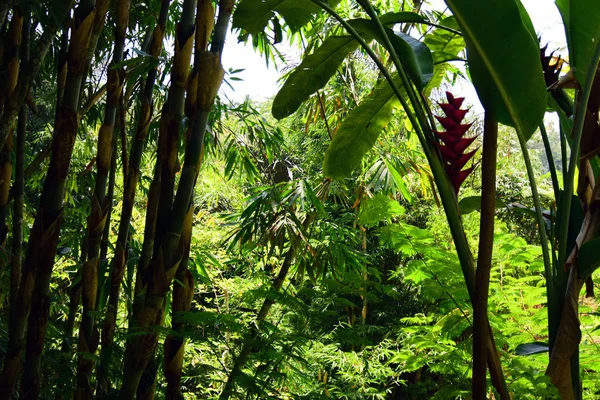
{"left": 444, "top": 0, "right": 547, "bottom": 140}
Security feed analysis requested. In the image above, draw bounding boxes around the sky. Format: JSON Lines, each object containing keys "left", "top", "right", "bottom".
{"left": 219, "top": 0, "right": 567, "bottom": 108}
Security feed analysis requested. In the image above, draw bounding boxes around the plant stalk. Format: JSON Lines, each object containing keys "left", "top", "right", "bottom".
{"left": 472, "top": 114, "right": 498, "bottom": 399}
{"left": 309, "top": 1, "right": 510, "bottom": 397}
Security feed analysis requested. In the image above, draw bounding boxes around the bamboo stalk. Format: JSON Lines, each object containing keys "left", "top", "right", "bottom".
{"left": 0, "top": 3, "right": 75, "bottom": 398}
{"left": 16, "top": 1, "right": 107, "bottom": 397}
{"left": 75, "top": 1, "right": 130, "bottom": 397}
{"left": 164, "top": 213, "right": 195, "bottom": 399}
{"left": 97, "top": 0, "right": 171, "bottom": 393}
{"left": 0, "top": 9, "right": 23, "bottom": 272}
{"left": 162, "top": 4, "right": 213, "bottom": 394}
{"left": 7, "top": 6, "right": 27, "bottom": 328}
{"left": 120, "top": 1, "right": 231, "bottom": 397}
{"left": 0, "top": 0, "right": 73, "bottom": 151}
{"left": 136, "top": 1, "right": 211, "bottom": 395}
{"left": 133, "top": 1, "right": 199, "bottom": 396}
{"left": 100, "top": 143, "right": 118, "bottom": 261}
{"left": 153, "top": 0, "right": 199, "bottom": 258}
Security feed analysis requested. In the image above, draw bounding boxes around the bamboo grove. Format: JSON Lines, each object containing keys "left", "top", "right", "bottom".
{"left": 0, "top": 0, "right": 233, "bottom": 397}
{"left": 0, "top": 0, "right": 600, "bottom": 399}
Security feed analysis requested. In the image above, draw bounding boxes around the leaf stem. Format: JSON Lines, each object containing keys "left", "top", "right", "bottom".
{"left": 539, "top": 123, "right": 560, "bottom": 202}
{"left": 516, "top": 127, "right": 555, "bottom": 352}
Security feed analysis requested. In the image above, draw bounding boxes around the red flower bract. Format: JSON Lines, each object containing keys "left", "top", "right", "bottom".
{"left": 434, "top": 92, "right": 478, "bottom": 194}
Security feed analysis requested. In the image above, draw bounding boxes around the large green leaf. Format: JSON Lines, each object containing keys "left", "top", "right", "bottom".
{"left": 555, "top": 0, "right": 600, "bottom": 86}
{"left": 232, "top": 0, "right": 340, "bottom": 34}
{"left": 272, "top": 36, "right": 360, "bottom": 119}
{"left": 271, "top": 13, "right": 433, "bottom": 119}
{"left": 444, "top": 0, "right": 546, "bottom": 140}
{"left": 348, "top": 19, "right": 433, "bottom": 88}
{"left": 323, "top": 77, "right": 401, "bottom": 179}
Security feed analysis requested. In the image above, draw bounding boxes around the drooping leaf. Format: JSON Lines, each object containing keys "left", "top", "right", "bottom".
{"left": 348, "top": 19, "right": 433, "bottom": 88}
{"left": 515, "top": 342, "right": 550, "bottom": 356}
{"left": 232, "top": 0, "right": 340, "bottom": 34}
{"left": 555, "top": 0, "right": 600, "bottom": 86}
{"left": 272, "top": 36, "right": 359, "bottom": 119}
{"left": 272, "top": 12, "right": 433, "bottom": 119}
{"left": 323, "top": 77, "right": 402, "bottom": 179}
{"left": 444, "top": 0, "right": 547, "bottom": 140}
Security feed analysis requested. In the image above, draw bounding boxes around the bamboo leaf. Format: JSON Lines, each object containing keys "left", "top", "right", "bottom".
{"left": 444, "top": 0, "right": 546, "bottom": 140}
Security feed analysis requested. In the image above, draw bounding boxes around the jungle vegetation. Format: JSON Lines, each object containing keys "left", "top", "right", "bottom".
{"left": 0, "top": 0, "right": 599, "bottom": 399}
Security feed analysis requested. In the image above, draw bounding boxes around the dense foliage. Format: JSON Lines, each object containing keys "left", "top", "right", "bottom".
{"left": 0, "top": 0, "right": 599, "bottom": 399}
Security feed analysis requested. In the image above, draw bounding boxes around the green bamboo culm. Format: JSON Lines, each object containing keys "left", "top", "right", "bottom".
{"left": 133, "top": 0, "right": 200, "bottom": 396}
{"left": 119, "top": 1, "right": 232, "bottom": 397}
{"left": 76, "top": 0, "right": 131, "bottom": 397}
{"left": 9, "top": 4, "right": 30, "bottom": 344}
{"left": 97, "top": 0, "right": 172, "bottom": 393}
{"left": 0, "top": 0, "right": 108, "bottom": 397}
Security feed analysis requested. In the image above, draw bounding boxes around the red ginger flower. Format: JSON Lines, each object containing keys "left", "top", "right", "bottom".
{"left": 434, "top": 92, "right": 478, "bottom": 194}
